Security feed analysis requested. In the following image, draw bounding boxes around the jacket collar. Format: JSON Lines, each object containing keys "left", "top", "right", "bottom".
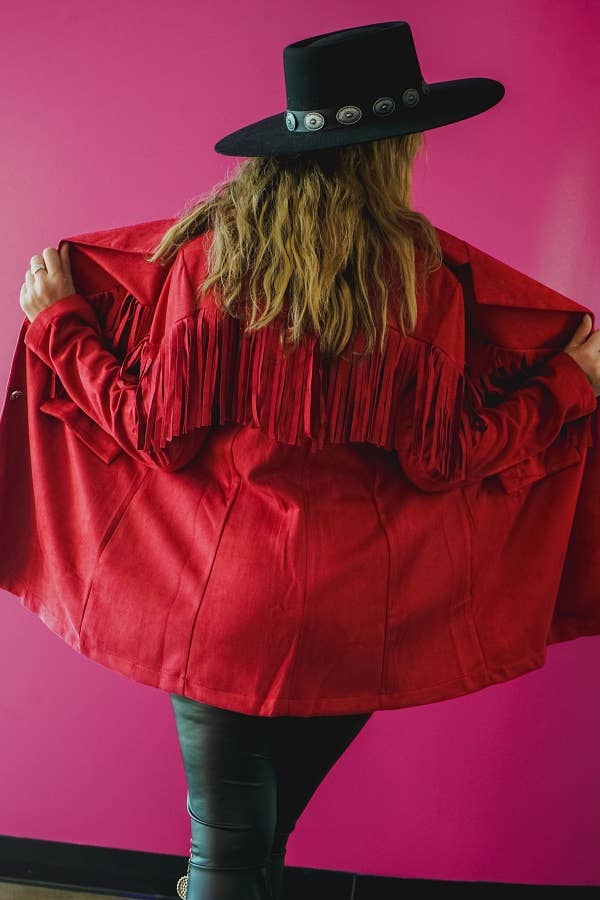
{"left": 58, "top": 216, "right": 590, "bottom": 318}
{"left": 436, "top": 226, "right": 588, "bottom": 314}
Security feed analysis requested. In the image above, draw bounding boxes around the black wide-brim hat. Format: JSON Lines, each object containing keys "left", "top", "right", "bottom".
{"left": 214, "top": 21, "right": 505, "bottom": 158}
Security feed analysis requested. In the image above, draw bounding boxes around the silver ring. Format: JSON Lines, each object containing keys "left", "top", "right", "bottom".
{"left": 31, "top": 263, "right": 46, "bottom": 274}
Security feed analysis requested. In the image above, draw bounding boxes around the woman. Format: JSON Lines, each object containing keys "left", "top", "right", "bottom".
{"left": 16, "top": 22, "right": 600, "bottom": 900}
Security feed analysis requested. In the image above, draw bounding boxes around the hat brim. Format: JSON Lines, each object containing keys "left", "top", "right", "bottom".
{"left": 214, "top": 77, "right": 505, "bottom": 157}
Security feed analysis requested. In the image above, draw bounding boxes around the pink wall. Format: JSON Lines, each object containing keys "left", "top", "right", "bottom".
{"left": 1, "top": 0, "right": 599, "bottom": 887}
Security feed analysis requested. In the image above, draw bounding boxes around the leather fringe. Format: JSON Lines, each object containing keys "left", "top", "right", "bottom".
{"left": 140, "top": 313, "right": 598, "bottom": 477}
{"left": 94, "top": 288, "right": 156, "bottom": 360}
{"left": 48, "top": 288, "right": 155, "bottom": 405}
{"left": 122, "top": 308, "right": 472, "bottom": 483}
{"left": 86, "top": 289, "right": 600, "bottom": 474}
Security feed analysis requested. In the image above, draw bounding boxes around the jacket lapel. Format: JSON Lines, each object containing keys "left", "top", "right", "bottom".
{"left": 56, "top": 217, "right": 179, "bottom": 306}
{"left": 436, "top": 227, "right": 594, "bottom": 352}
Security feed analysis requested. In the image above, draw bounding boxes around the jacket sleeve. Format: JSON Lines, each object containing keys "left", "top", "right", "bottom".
{"left": 23, "top": 293, "right": 210, "bottom": 472}
{"left": 395, "top": 349, "right": 598, "bottom": 493}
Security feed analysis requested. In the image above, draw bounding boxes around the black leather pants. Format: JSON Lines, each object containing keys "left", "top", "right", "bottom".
{"left": 169, "top": 693, "right": 373, "bottom": 900}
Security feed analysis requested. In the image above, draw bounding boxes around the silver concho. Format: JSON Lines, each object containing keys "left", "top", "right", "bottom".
{"left": 336, "top": 105, "right": 362, "bottom": 126}
{"left": 304, "top": 112, "right": 325, "bottom": 131}
{"left": 372, "top": 97, "right": 396, "bottom": 116}
{"left": 285, "top": 111, "right": 297, "bottom": 131}
{"left": 402, "top": 88, "right": 420, "bottom": 108}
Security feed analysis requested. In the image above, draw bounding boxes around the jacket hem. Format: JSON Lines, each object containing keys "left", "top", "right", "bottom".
{"left": 8, "top": 585, "right": 599, "bottom": 717}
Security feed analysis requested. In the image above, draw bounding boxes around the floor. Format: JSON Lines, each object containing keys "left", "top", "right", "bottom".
{"left": 0, "top": 886, "right": 130, "bottom": 900}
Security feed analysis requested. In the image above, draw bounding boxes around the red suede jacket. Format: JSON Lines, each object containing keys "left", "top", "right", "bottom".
{"left": 1, "top": 217, "right": 598, "bottom": 716}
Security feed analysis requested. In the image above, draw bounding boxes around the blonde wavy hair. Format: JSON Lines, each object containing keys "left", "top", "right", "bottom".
{"left": 145, "top": 131, "right": 443, "bottom": 359}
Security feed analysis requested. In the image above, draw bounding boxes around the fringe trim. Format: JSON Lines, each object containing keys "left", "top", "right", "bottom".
{"left": 93, "top": 288, "right": 156, "bottom": 361}
{"left": 128, "top": 309, "right": 472, "bottom": 483}
{"left": 50, "top": 286, "right": 599, "bottom": 474}
{"left": 48, "top": 288, "right": 155, "bottom": 403}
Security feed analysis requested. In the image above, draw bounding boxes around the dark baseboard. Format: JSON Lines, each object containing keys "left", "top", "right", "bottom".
{"left": 0, "top": 835, "right": 597, "bottom": 898}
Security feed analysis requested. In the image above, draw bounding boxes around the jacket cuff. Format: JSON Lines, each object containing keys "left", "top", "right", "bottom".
{"left": 24, "top": 294, "right": 99, "bottom": 357}
{"left": 545, "top": 350, "right": 598, "bottom": 419}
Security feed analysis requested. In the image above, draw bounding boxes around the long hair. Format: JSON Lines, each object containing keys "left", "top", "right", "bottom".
{"left": 145, "top": 132, "right": 443, "bottom": 359}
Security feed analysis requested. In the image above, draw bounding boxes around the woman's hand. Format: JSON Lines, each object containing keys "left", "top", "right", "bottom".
{"left": 563, "top": 313, "right": 600, "bottom": 398}
{"left": 20, "top": 243, "right": 76, "bottom": 324}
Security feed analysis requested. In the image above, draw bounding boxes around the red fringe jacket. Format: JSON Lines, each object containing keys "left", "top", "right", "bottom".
{"left": 1, "top": 217, "right": 599, "bottom": 716}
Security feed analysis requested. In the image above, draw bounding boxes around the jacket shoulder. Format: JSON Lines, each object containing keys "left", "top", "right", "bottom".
{"left": 62, "top": 217, "right": 180, "bottom": 253}
{"left": 434, "top": 225, "right": 470, "bottom": 268}
{"left": 434, "top": 225, "right": 588, "bottom": 315}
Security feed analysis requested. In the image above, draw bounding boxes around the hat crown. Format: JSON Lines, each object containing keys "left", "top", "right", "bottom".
{"left": 283, "top": 22, "right": 423, "bottom": 109}
{"left": 214, "top": 19, "right": 505, "bottom": 157}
